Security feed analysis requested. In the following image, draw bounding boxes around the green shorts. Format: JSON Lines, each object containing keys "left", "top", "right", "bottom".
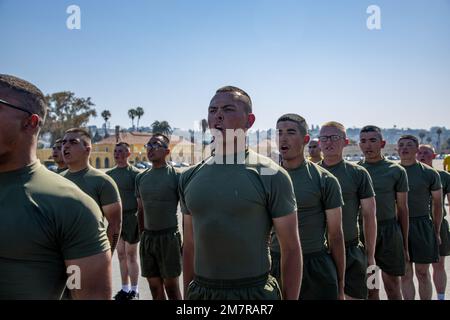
{"left": 186, "top": 273, "right": 281, "bottom": 300}
{"left": 121, "top": 210, "right": 140, "bottom": 244}
{"left": 375, "top": 218, "right": 406, "bottom": 276}
{"left": 140, "top": 227, "right": 182, "bottom": 279}
{"left": 345, "top": 239, "right": 368, "bottom": 299}
{"left": 300, "top": 250, "right": 338, "bottom": 300}
{"left": 439, "top": 218, "right": 450, "bottom": 257}
{"left": 409, "top": 215, "right": 439, "bottom": 264}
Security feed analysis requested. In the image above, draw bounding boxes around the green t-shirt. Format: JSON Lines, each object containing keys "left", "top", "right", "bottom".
{"left": 401, "top": 162, "right": 442, "bottom": 218}
{"left": 272, "top": 160, "right": 344, "bottom": 254}
{"left": 61, "top": 166, "right": 121, "bottom": 212}
{"left": 179, "top": 149, "right": 297, "bottom": 279}
{"left": 359, "top": 158, "right": 409, "bottom": 221}
{"left": 136, "top": 165, "right": 180, "bottom": 231}
{"left": 320, "top": 160, "right": 375, "bottom": 242}
{"left": 0, "top": 162, "right": 110, "bottom": 299}
{"left": 437, "top": 170, "right": 450, "bottom": 217}
{"left": 106, "top": 165, "right": 141, "bottom": 213}
{"left": 56, "top": 167, "right": 68, "bottom": 174}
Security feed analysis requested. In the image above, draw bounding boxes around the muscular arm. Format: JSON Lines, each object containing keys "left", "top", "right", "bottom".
{"left": 272, "top": 213, "right": 302, "bottom": 300}
{"left": 361, "top": 197, "right": 377, "bottom": 266}
{"left": 326, "top": 207, "right": 346, "bottom": 300}
{"left": 396, "top": 192, "right": 409, "bottom": 260}
{"left": 432, "top": 189, "right": 443, "bottom": 243}
{"left": 102, "top": 202, "right": 122, "bottom": 254}
{"left": 183, "top": 214, "right": 194, "bottom": 299}
{"left": 65, "top": 251, "right": 112, "bottom": 300}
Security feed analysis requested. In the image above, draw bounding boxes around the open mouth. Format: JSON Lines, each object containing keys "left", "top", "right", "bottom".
{"left": 280, "top": 145, "right": 289, "bottom": 152}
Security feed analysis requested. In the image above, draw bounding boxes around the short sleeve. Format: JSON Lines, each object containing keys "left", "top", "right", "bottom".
{"left": 267, "top": 168, "right": 297, "bottom": 218}
{"left": 429, "top": 169, "right": 442, "bottom": 192}
{"left": 323, "top": 173, "right": 344, "bottom": 210}
{"left": 179, "top": 168, "right": 192, "bottom": 215}
{"left": 357, "top": 167, "right": 376, "bottom": 199}
{"left": 395, "top": 167, "right": 409, "bottom": 193}
{"left": 99, "top": 175, "right": 121, "bottom": 206}
{"left": 60, "top": 195, "right": 110, "bottom": 260}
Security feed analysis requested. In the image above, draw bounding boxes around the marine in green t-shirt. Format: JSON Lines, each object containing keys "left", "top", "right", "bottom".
{"left": 417, "top": 144, "right": 450, "bottom": 300}
{"left": 181, "top": 88, "right": 301, "bottom": 300}
{"left": 61, "top": 128, "right": 122, "bottom": 254}
{"left": 0, "top": 74, "right": 112, "bottom": 300}
{"left": 137, "top": 134, "right": 183, "bottom": 300}
{"left": 359, "top": 125, "right": 409, "bottom": 300}
{"left": 270, "top": 114, "right": 345, "bottom": 300}
{"left": 319, "top": 121, "right": 376, "bottom": 300}
{"left": 398, "top": 135, "right": 442, "bottom": 300}
{"left": 52, "top": 138, "right": 68, "bottom": 173}
{"left": 106, "top": 142, "right": 142, "bottom": 301}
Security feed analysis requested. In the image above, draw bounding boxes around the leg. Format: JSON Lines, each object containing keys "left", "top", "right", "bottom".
{"left": 432, "top": 256, "right": 447, "bottom": 299}
{"left": 401, "top": 261, "right": 415, "bottom": 300}
{"left": 116, "top": 238, "right": 129, "bottom": 287}
{"left": 415, "top": 263, "right": 432, "bottom": 300}
{"left": 163, "top": 277, "right": 182, "bottom": 300}
{"left": 382, "top": 271, "right": 402, "bottom": 300}
{"left": 125, "top": 242, "right": 139, "bottom": 288}
{"left": 147, "top": 277, "right": 166, "bottom": 300}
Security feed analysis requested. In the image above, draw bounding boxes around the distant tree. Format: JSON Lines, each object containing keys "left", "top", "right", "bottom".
{"left": 42, "top": 91, "right": 97, "bottom": 145}
{"left": 101, "top": 110, "right": 111, "bottom": 137}
{"left": 128, "top": 109, "right": 137, "bottom": 130}
{"left": 426, "top": 136, "right": 432, "bottom": 144}
{"left": 437, "top": 128, "right": 443, "bottom": 151}
{"left": 151, "top": 120, "right": 172, "bottom": 136}
{"left": 136, "top": 107, "right": 144, "bottom": 131}
{"left": 419, "top": 131, "right": 426, "bottom": 144}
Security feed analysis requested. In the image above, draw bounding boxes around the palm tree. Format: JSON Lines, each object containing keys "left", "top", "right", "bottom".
{"left": 426, "top": 136, "right": 432, "bottom": 144}
{"left": 437, "top": 128, "right": 443, "bottom": 152}
{"left": 128, "top": 109, "right": 137, "bottom": 130}
{"left": 151, "top": 120, "right": 172, "bottom": 136}
{"left": 201, "top": 119, "right": 208, "bottom": 160}
{"left": 418, "top": 131, "right": 426, "bottom": 144}
{"left": 136, "top": 107, "right": 144, "bottom": 131}
{"left": 101, "top": 110, "right": 111, "bottom": 137}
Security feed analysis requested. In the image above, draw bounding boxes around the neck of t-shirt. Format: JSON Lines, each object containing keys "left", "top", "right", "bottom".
{"left": 67, "top": 164, "right": 90, "bottom": 174}
{"left": 400, "top": 159, "right": 417, "bottom": 167}
{"left": 322, "top": 156, "right": 343, "bottom": 167}
{"left": 283, "top": 155, "right": 306, "bottom": 170}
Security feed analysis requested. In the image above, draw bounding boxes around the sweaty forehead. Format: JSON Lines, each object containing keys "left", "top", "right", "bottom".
{"left": 360, "top": 131, "right": 380, "bottom": 139}
{"left": 320, "top": 126, "right": 342, "bottom": 135}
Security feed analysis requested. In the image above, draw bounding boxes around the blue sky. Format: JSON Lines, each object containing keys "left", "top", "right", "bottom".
{"left": 1, "top": 0, "right": 449, "bottom": 131}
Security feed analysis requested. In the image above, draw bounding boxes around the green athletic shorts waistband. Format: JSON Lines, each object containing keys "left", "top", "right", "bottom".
{"left": 143, "top": 226, "right": 178, "bottom": 235}
{"left": 345, "top": 238, "right": 360, "bottom": 248}
{"left": 303, "top": 249, "right": 329, "bottom": 259}
{"left": 378, "top": 218, "right": 397, "bottom": 226}
{"left": 409, "top": 215, "right": 432, "bottom": 220}
{"left": 193, "top": 273, "right": 270, "bottom": 289}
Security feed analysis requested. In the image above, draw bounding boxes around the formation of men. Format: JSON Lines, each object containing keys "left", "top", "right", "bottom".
{"left": 1, "top": 74, "right": 449, "bottom": 300}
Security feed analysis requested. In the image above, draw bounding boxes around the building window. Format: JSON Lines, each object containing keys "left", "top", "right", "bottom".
{"left": 104, "top": 158, "right": 110, "bottom": 168}
{"left": 96, "top": 158, "right": 101, "bottom": 169}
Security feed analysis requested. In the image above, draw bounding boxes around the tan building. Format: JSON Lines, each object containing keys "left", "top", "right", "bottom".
{"left": 37, "top": 131, "right": 212, "bottom": 169}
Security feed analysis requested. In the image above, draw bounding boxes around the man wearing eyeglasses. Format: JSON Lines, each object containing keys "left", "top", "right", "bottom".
{"left": 308, "top": 138, "right": 323, "bottom": 163}
{"left": 61, "top": 128, "right": 122, "bottom": 256}
{"left": 0, "top": 74, "right": 112, "bottom": 299}
{"left": 318, "top": 122, "right": 377, "bottom": 300}
{"left": 398, "top": 135, "right": 442, "bottom": 300}
{"left": 270, "top": 113, "right": 345, "bottom": 300}
{"left": 180, "top": 87, "right": 301, "bottom": 300}
{"left": 135, "top": 134, "right": 182, "bottom": 300}
{"left": 52, "top": 138, "right": 68, "bottom": 173}
{"left": 106, "top": 142, "right": 142, "bottom": 300}
{"left": 358, "top": 126, "right": 409, "bottom": 300}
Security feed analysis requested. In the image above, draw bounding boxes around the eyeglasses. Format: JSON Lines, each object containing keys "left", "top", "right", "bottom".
{"left": 308, "top": 145, "right": 318, "bottom": 149}
{"left": 145, "top": 142, "right": 167, "bottom": 150}
{"left": 0, "top": 98, "right": 33, "bottom": 116}
{"left": 318, "top": 135, "right": 343, "bottom": 142}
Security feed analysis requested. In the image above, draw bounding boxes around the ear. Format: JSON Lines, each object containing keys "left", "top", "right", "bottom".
{"left": 381, "top": 140, "right": 386, "bottom": 148}
{"left": 23, "top": 114, "right": 40, "bottom": 130}
{"left": 304, "top": 135, "right": 311, "bottom": 144}
{"left": 432, "top": 153, "right": 436, "bottom": 160}
{"left": 246, "top": 113, "right": 256, "bottom": 129}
